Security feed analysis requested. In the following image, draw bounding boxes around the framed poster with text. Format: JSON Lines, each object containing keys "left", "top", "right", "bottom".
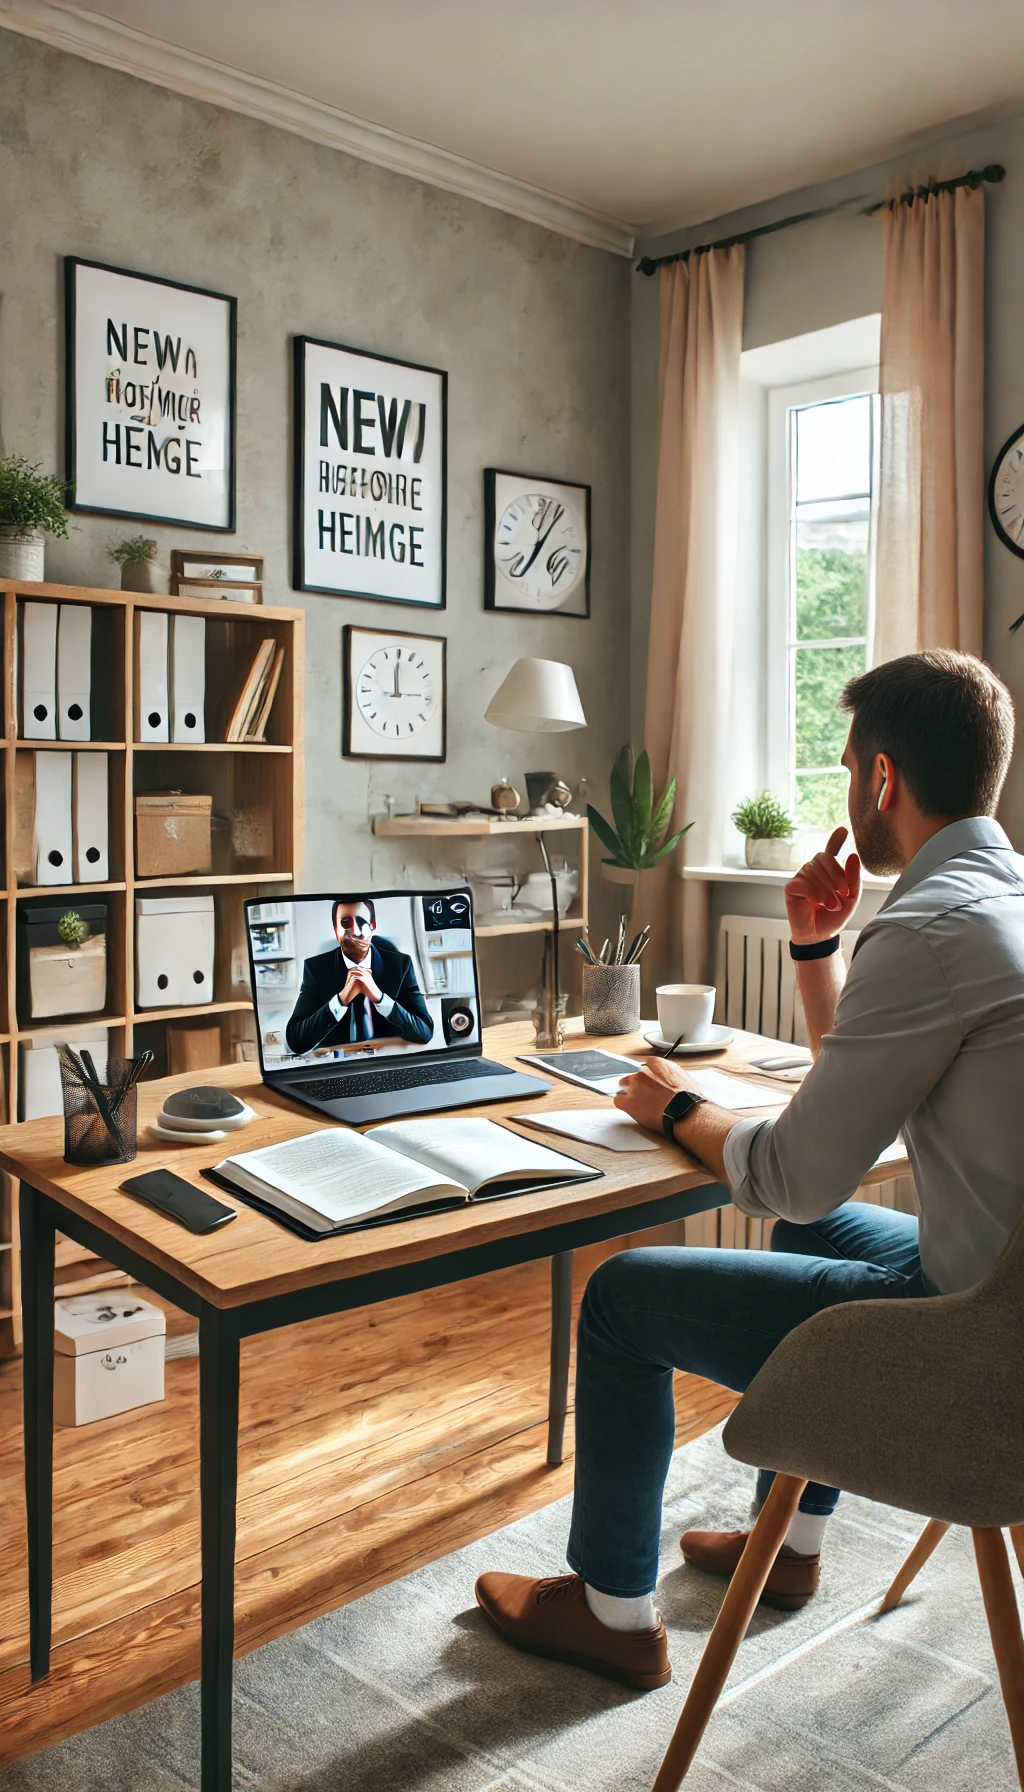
{"left": 65, "top": 257, "right": 236, "bottom": 531}
{"left": 294, "top": 335, "right": 447, "bottom": 607}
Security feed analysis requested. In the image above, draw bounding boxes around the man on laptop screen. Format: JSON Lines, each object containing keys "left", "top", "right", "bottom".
{"left": 286, "top": 896, "right": 433, "bottom": 1053}
{"left": 246, "top": 888, "right": 548, "bottom": 1121}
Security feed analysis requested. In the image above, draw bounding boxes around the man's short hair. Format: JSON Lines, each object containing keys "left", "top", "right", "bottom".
{"left": 332, "top": 896, "right": 376, "bottom": 930}
{"left": 841, "top": 651, "right": 1014, "bottom": 818}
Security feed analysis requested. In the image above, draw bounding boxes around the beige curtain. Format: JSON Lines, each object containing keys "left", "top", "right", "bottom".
{"left": 642, "top": 247, "right": 745, "bottom": 987}
{"left": 875, "top": 186, "right": 985, "bottom": 662}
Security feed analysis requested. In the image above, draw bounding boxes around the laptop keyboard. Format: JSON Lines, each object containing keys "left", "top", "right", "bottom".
{"left": 294, "top": 1057, "right": 510, "bottom": 1102}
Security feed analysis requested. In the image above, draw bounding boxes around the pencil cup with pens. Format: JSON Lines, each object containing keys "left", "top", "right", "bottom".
{"left": 57, "top": 1045, "right": 153, "bottom": 1166}
{"left": 577, "top": 918, "right": 648, "bottom": 1035}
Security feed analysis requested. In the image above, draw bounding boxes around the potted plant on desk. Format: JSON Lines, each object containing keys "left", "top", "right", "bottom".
{"left": 587, "top": 745, "right": 691, "bottom": 908}
{"left": 731, "top": 790, "right": 796, "bottom": 870}
{"left": 0, "top": 454, "right": 69, "bottom": 580}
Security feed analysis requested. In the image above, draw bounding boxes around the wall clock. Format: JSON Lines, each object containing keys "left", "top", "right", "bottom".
{"left": 989, "top": 423, "right": 1024, "bottom": 561}
{"left": 484, "top": 468, "right": 591, "bottom": 617}
{"left": 342, "top": 625, "right": 446, "bottom": 760}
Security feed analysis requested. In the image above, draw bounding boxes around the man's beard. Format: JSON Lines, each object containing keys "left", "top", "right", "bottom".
{"left": 342, "top": 934, "right": 370, "bottom": 962}
{"left": 849, "top": 791, "right": 903, "bottom": 877}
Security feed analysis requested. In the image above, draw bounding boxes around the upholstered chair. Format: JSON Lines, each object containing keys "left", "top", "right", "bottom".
{"left": 653, "top": 1215, "right": 1024, "bottom": 1790}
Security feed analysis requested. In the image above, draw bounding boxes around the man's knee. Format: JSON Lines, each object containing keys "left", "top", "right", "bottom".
{"left": 580, "top": 1248, "right": 672, "bottom": 1340}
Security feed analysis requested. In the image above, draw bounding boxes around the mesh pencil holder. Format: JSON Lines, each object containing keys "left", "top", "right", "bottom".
{"left": 582, "top": 963, "right": 641, "bottom": 1036}
{"left": 58, "top": 1052, "right": 139, "bottom": 1166}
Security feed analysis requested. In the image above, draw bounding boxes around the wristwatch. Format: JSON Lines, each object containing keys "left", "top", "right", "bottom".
{"left": 662, "top": 1087, "right": 705, "bottom": 1140}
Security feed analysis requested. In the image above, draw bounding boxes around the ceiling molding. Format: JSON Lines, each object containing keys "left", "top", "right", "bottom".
{"left": 0, "top": 0, "right": 637, "bottom": 257}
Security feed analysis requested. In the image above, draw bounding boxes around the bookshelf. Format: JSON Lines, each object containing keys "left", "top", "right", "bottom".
{"left": 0, "top": 577, "right": 304, "bottom": 1354}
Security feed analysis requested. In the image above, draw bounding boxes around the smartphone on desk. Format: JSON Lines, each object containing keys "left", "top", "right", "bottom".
{"left": 120, "top": 1169, "right": 237, "bottom": 1234}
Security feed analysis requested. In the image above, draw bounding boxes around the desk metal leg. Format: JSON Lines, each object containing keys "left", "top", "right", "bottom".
{"left": 20, "top": 1183, "right": 55, "bottom": 1682}
{"left": 546, "top": 1250, "right": 574, "bottom": 1467}
{"left": 199, "top": 1308, "right": 240, "bottom": 1792}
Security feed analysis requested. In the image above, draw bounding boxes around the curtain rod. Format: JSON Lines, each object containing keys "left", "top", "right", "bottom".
{"left": 635, "top": 164, "right": 1005, "bottom": 275}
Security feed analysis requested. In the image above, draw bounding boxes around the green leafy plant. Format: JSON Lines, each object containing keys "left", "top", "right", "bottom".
{"left": 57, "top": 910, "right": 88, "bottom": 947}
{"left": 587, "top": 745, "right": 691, "bottom": 871}
{"left": 107, "top": 534, "right": 156, "bottom": 568}
{"left": 0, "top": 454, "right": 69, "bottom": 539}
{"left": 731, "top": 791, "right": 794, "bottom": 840}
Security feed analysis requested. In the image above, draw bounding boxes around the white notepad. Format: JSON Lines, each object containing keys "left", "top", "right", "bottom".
{"left": 518, "top": 1110, "right": 662, "bottom": 1153}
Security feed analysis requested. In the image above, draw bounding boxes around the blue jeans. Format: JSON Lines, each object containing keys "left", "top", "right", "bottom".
{"left": 566, "top": 1203, "right": 928, "bottom": 1597}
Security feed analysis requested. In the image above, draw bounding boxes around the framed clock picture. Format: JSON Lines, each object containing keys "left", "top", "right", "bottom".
{"left": 343, "top": 625, "right": 446, "bottom": 761}
{"left": 484, "top": 468, "right": 590, "bottom": 617}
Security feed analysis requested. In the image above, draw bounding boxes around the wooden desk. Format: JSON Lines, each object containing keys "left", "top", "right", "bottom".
{"left": 2, "top": 1021, "right": 907, "bottom": 1790}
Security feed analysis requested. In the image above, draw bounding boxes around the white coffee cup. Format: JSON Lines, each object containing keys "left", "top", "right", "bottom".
{"left": 656, "top": 983, "right": 716, "bottom": 1045}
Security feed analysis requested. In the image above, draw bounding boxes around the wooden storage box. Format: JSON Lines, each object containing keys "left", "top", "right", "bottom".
{"left": 135, "top": 791, "right": 212, "bottom": 878}
{"left": 54, "top": 1293, "right": 165, "bottom": 1427}
{"left": 18, "top": 902, "right": 108, "bottom": 1021}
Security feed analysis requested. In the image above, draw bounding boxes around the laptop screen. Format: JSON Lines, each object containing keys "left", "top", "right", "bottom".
{"left": 245, "top": 888, "right": 481, "bottom": 1073}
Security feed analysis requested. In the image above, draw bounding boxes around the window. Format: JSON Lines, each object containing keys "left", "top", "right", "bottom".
{"left": 767, "top": 368, "right": 879, "bottom": 834}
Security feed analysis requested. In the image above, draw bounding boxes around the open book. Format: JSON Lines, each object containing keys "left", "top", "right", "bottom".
{"left": 206, "top": 1117, "right": 601, "bottom": 1238}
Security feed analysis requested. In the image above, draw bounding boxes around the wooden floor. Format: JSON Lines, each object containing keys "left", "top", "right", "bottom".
{"left": 0, "top": 1241, "right": 737, "bottom": 1768}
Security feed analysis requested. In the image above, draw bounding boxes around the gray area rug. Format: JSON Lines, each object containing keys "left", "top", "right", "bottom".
{"left": 3, "top": 1426, "right": 1017, "bottom": 1791}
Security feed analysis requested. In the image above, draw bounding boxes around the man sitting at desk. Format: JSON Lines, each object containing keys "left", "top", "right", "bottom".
{"left": 475, "top": 649, "right": 1024, "bottom": 1692}
{"left": 285, "top": 897, "right": 433, "bottom": 1054}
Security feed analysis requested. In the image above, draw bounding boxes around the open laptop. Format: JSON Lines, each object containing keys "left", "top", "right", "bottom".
{"left": 244, "top": 886, "right": 551, "bottom": 1123}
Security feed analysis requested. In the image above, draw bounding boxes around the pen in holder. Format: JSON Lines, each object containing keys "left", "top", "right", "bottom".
{"left": 57, "top": 1046, "right": 153, "bottom": 1166}
{"left": 582, "top": 962, "right": 641, "bottom": 1035}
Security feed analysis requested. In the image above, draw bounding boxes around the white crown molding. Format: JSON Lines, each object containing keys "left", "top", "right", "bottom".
{"left": 0, "top": 0, "right": 637, "bottom": 257}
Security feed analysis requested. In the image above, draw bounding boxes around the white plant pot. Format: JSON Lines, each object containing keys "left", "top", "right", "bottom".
{"left": 745, "top": 837, "right": 796, "bottom": 872}
{"left": 0, "top": 530, "right": 44, "bottom": 580}
{"left": 601, "top": 863, "right": 640, "bottom": 886}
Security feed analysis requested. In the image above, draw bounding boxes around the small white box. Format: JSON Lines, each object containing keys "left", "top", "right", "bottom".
{"left": 136, "top": 893, "right": 215, "bottom": 1008}
{"left": 54, "top": 1293, "right": 166, "bottom": 1427}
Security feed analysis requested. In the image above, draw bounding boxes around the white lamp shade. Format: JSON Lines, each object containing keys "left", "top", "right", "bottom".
{"left": 484, "top": 658, "right": 587, "bottom": 733}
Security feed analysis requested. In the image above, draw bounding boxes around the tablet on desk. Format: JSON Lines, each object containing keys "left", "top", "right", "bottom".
{"left": 516, "top": 1049, "right": 639, "bottom": 1095}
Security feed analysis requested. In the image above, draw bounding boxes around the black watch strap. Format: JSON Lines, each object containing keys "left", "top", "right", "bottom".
{"left": 789, "top": 935, "right": 841, "bottom": 961}
{"left": 663, "top": 1088, "right": 705, "bottom": 1140}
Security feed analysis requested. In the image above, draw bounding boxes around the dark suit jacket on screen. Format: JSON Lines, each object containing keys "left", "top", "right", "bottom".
{"left": 285, "top": 937, "right": 434, "bottom": 1055}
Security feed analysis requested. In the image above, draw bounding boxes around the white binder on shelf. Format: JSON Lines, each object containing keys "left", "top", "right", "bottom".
{"left": 73, "top": 752, "right": 109, "bottom": 882}
{"left": 170, "top": 615, "right": 206, "bottom": 743}
{"left": 33, "top": 749, "right": 73, "bottom": 885}
{"left": 57, "top": 604, "right": 91, "bottom": 740}
{"left": 137, "top": 611, "right": 169, "bottom": 742}
{"left": 22, "top": 603, "right": 58, "bottom": 740}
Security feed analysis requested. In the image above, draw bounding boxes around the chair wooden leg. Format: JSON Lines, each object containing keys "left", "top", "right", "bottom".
{"left": 877, "top": 1519, "right": 951, "bottom": 1613}
{"left": 973, "top": 1528, "right": 1024, "bottom": 1791}
{"left": 651, "top": 1473, "right": 807, "bottom": 1792}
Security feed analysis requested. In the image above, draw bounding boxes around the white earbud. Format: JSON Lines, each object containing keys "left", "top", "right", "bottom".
{"left": 877, "top": 773, "right": 887, "bottom": 812}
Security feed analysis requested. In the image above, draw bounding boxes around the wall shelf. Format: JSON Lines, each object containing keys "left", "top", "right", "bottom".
{"left": 374, "top": 812, "right": 587, "bottom": 839}
{"left": 0, "top": 575, "right": 305, "bottom": 1355}
{"left": 476, "top": 911, "right": 585, "bottom": 939}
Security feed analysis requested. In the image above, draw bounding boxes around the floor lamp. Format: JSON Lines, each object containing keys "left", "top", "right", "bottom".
{"left": 485, "top": 658, "right": 587, "bottom": 1048}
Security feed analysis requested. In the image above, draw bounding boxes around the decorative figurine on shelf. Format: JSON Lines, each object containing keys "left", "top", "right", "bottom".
{"left": 527, "top": 777, "right": 573, "bottom": 818}
{"left": 491, "top": 778, "right": 522, "bottom": 818}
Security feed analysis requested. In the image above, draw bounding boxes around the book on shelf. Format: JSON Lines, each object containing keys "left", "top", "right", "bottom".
{"left": 205, "top": 1116, "right": 601, "bottom": 1238}
{"left": 225, "top": 638, "right": 284, "bottom": 742}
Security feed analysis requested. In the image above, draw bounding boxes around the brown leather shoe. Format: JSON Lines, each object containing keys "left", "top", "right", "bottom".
{"left": 680, "top": 1529, "right": 820, "bottom": 1611}
{"left": 474, "top": 1571, "right": 671, "bottom": 1690}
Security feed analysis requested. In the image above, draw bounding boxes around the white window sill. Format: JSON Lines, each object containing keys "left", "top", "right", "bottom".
{"left": 683, "top": 864, "right": 895, "bottom": 891}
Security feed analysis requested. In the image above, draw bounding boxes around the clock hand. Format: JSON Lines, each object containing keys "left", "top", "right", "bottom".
{"left": 510, "top": 503, "right": 565, "bottom": 580}
{"left": 393, "top": 662, "right": 401, "bottom": 698}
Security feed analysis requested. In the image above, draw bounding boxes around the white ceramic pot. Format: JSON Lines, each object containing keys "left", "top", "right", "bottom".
{"left": 0, "top": 530, "right": 44, "bottom": 580}
{"left": 745, "top": 836, "right": 796, "bottom": 871}
{"left": 602, "top": 862, "right": 640, "bottom": 886}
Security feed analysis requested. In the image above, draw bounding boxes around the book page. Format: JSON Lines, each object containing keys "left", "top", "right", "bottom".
{"left": 518, "top": 1110, "right": 662, "bottom": 1153}
{"left": 219, "top": 1126, "right": 467, "bottom": 1224}
{"left": 367, "top": 1116, "right": 595, "bottom": 1194}
{"left": 690, "top": 1069, "right": 791, "bottom": 1110}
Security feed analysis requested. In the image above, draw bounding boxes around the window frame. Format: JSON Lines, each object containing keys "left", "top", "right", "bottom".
{"left": 765, "top": 366, "right": 880, "bottom": 825}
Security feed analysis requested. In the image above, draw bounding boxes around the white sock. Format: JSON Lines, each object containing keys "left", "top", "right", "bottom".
{"left": 783, "top": 1510, "right": 829, "bottom": 1556}
{"left": 584, "top": 1583, "right": 657, "bottom": 1632}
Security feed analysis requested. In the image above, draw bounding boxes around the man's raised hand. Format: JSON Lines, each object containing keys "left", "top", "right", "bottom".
{"left": 784, "top": 826, "right": 861, "bottom": 945}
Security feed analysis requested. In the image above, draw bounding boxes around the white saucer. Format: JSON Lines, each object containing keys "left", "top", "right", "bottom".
{"left": 642, "top": 1023, "right": 733, "bottom": 1056}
